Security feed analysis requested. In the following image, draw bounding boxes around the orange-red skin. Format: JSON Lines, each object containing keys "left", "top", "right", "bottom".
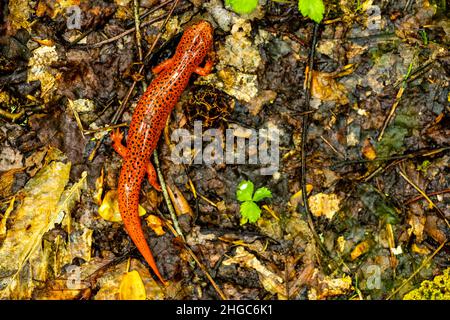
{"left": 111, "top": 21, "right": 214, "bottom": 285}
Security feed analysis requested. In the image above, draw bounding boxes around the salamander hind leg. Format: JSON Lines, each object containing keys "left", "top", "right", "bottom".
{"left": 111, "top": 129, "right": 128, "bottom": 158}
{"left": 194, "top": 59, "right": 213, "bottom": 76}
{"left": 146, "top": 161, "right": 162, "bottom": 191}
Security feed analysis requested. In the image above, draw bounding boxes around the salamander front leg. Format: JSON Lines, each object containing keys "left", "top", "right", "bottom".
{"left": 146, "top": 161, "right": 162, "bottom": 191}
{"left": 194, "top": 59, "right": 213, "bottom": 76}
{"left": 111, "top": 129, "right": 128, "bottom": 158}
{"left": 152, "top": 58, "right": 174, "bottom": 74}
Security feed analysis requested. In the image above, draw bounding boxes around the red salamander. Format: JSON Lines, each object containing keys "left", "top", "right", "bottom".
{"left": 111, "top": 20, "right": 214, "bottom": 285}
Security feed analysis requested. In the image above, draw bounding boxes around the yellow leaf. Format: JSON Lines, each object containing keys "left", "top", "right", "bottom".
{"left": 411, "top": 243, "right": 430, "bottom": 255}
{"left": 98, "top": 190, "right": 146, "bottom": 222}
{"left": 145, "top": 215, "right": 165, "bottom": 236}
{"left": 8, "top": 0, "right": 31, "bottom": 31}
{"left": 33, "top": 38, "right": 55, "bottom": 46}
{"left": 350, "top": 240, "right": 371, "bottom": 261}
{"left": 312, "top": 275, "right": 353, "bottom": 300}
{"left": 27, "top": 46, "right": 60, "bottom": 103}
{"left": 119, "top": 270, "right": 147, "bottom": 300}
{"left": 94, "top": 168, "right": 104, "bottom": 205}
{"left": 289, "top": 184, "right": 313, "bottom": 207}
{"left": 0, "top": 158, "right": 71, "bottom": 298}
{"left": 362, "top": 138, "right": 377, "bottom": 160}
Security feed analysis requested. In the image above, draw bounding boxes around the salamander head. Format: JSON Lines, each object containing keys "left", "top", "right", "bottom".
{"left": 177, "top": 20, "right": 213, "bottom": 66}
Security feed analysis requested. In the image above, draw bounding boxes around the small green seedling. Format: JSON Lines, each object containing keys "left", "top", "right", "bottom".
{"left": 298, "top": 0, "right": 325, "bottom": 23}
{"left": 417, "top": 160, "right": 431, "bottom": 174}
{"left": 236, "top": 180, "right": 272, "bottom": 225}
{"left": 225, "top": 0, "right": 259, "bottom": 15}
{"left": 225, "top": 0, "right": 325, "bottom": 23}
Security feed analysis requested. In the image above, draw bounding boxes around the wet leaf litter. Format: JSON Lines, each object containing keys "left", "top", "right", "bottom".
{"left": 0, "top": 0, "right": 449, "bottom": 300}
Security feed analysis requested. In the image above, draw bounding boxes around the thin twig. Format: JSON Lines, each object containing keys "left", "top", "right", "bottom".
{"left": 332, "top": 146, "right": 450, "bottom": 169}
{"left": 398, "top": 168, "right": 450, "bottom": 229}
{"left": 161, "top": 212, "right": 227, "bottom": 299}
{"left": 114, "top": 0, "right": 181, "bottom": 124}
{"left": 89, "top": 14, "right": 169, "bottom": 48}
{"left": 153, "top": 149, "right": 185, "bottom": 240}
{"left": 126, "top": 0, "right": 174, "bottom": 28}
{"left": 300, "top": 23, "right": 330, "bottom": 267}
{"left": 405, "top": 188, "right": 450, "bottom": 205}
{"left": 376, "top": 85, "right": 405, "bottom": 142}
{"left": 134, "top": 0, "right": 144, "bottom": 62}
{"left": 377, "top": 54, "right": 416, "bottom": 141}
{"left": 320, "top": 135, "right": 345, "bottom": 159}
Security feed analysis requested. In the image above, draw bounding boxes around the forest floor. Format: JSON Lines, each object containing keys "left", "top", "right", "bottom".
{"left": 0, "top": 0, "right": 449, "bottom": 300}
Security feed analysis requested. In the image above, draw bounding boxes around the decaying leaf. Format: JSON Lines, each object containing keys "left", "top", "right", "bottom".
{"left": 197, "top": 18, "right": 269, "bottom": 104}
{"left": 308, "top": 275, "right": 353, "bottom": 300}
{"left": 424, "top": 216, "right": 447, "bottom": 244}
{"left": 119, "top": 270, "right": 146, "bottom": 300}
{"left": 27, "top": 45, "right": 60, "bottom": 103}
{"left": 59, "top": 171, "right": 88, "bottom": 228}
{"left": 0, "top": 168, "right": 23, "bottom": 198}
{"left": 36, "top": 0, "right": 81, "bottom": 19}
{"left": 68, "top": 224, "right": 93, "bottom": 262}
{"left": 310, "top": 70, "right": 349, "bottom": 105}
{"left": 223, "top": 246, "right": 285, "bottom": 298}
{"left": 0, "top": 145, "right": 24, "bottom": 171}
{"left": 0, "top": 156, "right": 71, "bottom": 298}
{"left": 308, "top": 193, "right": 341, "bottom": 220}
{"left": 7, "top": 0, "right": 32, "bottom": 31}
{"left": 0, "top": 197, "right": 15, "bottom": 240}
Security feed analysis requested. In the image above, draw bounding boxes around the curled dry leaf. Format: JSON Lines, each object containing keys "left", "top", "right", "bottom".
{"left": 167, "top": 183, "right": 193, "bottom": 217}
{"left": 407, "top": 214, "right": 426, "bottom": 243}
{"left": 145, "top": 214, "right": 165, "bottom": 236}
